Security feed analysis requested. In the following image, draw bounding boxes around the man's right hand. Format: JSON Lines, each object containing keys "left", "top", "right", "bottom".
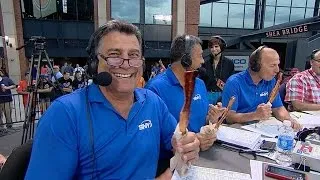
{"left": 255, "top": 103, "right": 272, "bottom": 120}
{"left": 197, "top": 125, "right": 217, "bottom": 151}
{"left": 206, "top": 102, "right": 226, "bottom": 124}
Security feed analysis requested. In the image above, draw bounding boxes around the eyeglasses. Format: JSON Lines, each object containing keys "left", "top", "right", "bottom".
{"left": 98, "top": 53, "right": 143, "bottom": 68}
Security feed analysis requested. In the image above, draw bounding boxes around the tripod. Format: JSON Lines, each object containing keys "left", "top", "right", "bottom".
{"left": 16, "top": 36, "right": 62, "bottom": 145}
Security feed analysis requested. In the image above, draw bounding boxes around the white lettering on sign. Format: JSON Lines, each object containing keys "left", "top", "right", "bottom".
{"left": 225, "top": 56, "right": 250, "bottom": 72}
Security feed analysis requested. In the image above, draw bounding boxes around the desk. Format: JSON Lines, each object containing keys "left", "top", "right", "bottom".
{"left": 196, "top": 124, "right": 274, "bottom": 174}
{"left": 197, "top": 144, "right": 273, "bottom": 174}
{"left": 196, "top": 124, "right": 320, "bottom": 180}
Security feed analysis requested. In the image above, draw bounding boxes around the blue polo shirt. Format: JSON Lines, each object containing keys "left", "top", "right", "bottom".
{"left": 25, "top": 84, "right": 176, "bottom": 179}
{"left": 146, "top": 67, "right": 209, "bottom": 133}
{"left": 222, "top": 69, "right": 283, "bottom": 114}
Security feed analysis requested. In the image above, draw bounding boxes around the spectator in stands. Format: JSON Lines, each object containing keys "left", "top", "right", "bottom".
{"left": 17, "top": 72, "right": 30, "bottom": 108}
{"left": 158, "top": 59, "right": 166, "bottom": 73}
{"left": 73, "top": 64, "right": 85, "bottom": 76}
{"left": 282, "top": 68, "right": 300, "bottom": 84}
{"left": 0, "top": 69, "right": 16, "bottom": 130}
{"left": 60, "top": 62, "right": 68, "bottom": 74}
{"left": 40, "top": 64, "right": 48, "bottom": 75}
{"left": 72, "top": 71, "right": 85, "bottom": 90}
{"left": 285, "top": 49, "right": 320, "bottom": 111}
{"left": 37, "top": 75, "right": 53, "bottom": 113}
{"left": 51, "top": 65, "right": 63, "bottom": 83}
{"left": 279, "top": 68, "right": 300, "bottom": 108}
{"left": 58, "top": 72, "right": 73, "bottom": 94}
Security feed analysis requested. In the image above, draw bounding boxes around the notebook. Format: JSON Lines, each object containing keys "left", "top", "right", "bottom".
{"left": 216, "top": 126, "right": 262, "bottom": 150}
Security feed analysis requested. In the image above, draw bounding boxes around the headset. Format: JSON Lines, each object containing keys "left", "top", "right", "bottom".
{"left": 249, "top": 45, "right": 267, "bottom": 72}
{"left": 86, "top": 24, "right": 109, "bottom": 77}
{"left": 297, "top": 127, "right": 320, "bottom": 141}
{"left": 209, "top": 35, "right": 227, "bottom": 51}
{"left": 310, "top": 49, "right": 320, "bottom": 60}
{"left": 181, "top": 35, "right": 193, "bottom": 68}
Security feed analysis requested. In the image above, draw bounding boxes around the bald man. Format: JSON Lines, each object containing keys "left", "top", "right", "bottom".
{"left": 222, "top": 46, "right": 301, "bottom": 129}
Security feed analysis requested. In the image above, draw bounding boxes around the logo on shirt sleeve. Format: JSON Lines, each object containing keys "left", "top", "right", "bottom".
{"left": 138, "top": 120, "right": 153, "bottom": 130}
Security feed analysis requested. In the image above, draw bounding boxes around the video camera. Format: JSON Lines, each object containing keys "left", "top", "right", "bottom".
{"left": 16, "top": 36, "right": 47, "bottom": 51}
{"left": 29, "top": 36, "right": 46, "bottom": 43}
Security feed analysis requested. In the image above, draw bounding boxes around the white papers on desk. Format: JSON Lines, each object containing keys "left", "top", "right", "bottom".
{"left": 303, "top": 111, "right": 320, "bottom": 116}
{"left": 290, "top": 112, "right": 320, "bottom": 128}
{"left": 241, "top": 117, "right": 283, "bottom": 138}
{"left": 217, "top": 126, "right": 261, "bottom": 150}
{"left": 172, "top": 165, "right": 251, "bottom": 180}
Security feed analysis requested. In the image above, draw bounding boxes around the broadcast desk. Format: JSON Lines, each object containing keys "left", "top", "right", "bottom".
{"left": 197, "top": 142, "right": 272, "bottom": 174}
{"left": 196, "top": 124, "right": 272, "bottom": 174}
{"left": 196, "top": 123, "right": 320, "bottom": 180}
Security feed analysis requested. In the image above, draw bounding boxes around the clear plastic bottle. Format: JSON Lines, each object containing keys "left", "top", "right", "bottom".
{"left": 275, "top": 120, "right": 295, "bottom": 167}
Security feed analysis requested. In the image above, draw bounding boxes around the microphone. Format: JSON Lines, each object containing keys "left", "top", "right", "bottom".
{"left": 212, "top": 51, "right": 222, "bottom": 58}
{"left": 93, "top": 72, "right": 112, "bottom": 86}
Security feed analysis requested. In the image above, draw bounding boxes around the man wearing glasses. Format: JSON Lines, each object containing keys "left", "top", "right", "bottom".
{"left": 285, "top": 49, "right": 320, "bottom": 111}
{"left": 25, "top": 20, "right": 200, "bottom": 179}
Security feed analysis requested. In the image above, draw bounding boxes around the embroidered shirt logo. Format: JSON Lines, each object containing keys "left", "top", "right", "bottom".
{"left": 193, "top": 94, "right": 201, "bottom": 101}
{"left": 138, "top": 120, "right": 153, "bottom": 130}
{"left": 260, "top": 91, "right": 268, "bottom": 97}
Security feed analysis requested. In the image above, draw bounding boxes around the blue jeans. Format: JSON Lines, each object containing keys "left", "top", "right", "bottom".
{"left": 207, "top": 92, "right": 222, "bottom": 105}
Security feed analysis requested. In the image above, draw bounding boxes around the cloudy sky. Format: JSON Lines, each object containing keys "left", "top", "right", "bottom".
{"left": 111, "top": 0, "right": 171, "bottom": 24}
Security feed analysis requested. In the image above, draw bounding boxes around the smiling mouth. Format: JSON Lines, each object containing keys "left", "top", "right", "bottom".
{"left": 113, "top": 73, "right": 134, "bottom": 78}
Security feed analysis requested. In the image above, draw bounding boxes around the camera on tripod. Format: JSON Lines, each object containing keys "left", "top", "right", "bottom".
{"left": 29, "top": 36, "right": 46, "bottom": 50}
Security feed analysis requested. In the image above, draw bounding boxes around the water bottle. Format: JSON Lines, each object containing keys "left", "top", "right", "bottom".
{"left": 275, "top": 120, "right": 295, "bottom": 167}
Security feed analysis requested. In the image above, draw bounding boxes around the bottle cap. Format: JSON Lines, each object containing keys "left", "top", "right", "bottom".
{"left": 283, "top": 120, "right": 292, "bottom": 127}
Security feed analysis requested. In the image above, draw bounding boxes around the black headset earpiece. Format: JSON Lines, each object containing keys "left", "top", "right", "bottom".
{"left": 86, "top": 34, "right": 98, "bottom": 77}
{"left": 86, "top": 25, "right": 109, "bottom": 77}
{"left": 250, "top": 45, "right": 267, "bottom": 72}
{"left": 181, "top": 35, "right": 193, "bottom": 68}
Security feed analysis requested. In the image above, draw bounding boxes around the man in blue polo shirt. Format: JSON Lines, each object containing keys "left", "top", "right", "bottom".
{"left": 25, "top": 20, "right": 200, "bottom": 180}
{"left": 146, "top": 34, "right": 225, "bottom": 176}
{"left": 222, "top": 46, "right": 301, "bottom": 129}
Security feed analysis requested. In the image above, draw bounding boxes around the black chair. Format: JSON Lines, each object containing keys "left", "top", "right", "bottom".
{"left": 0, "top": 140, "right": 33, "bottom": 180}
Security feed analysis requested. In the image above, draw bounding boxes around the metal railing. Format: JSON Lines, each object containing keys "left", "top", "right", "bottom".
{"left": 0, "top": 93, "right": 52, "bottom": 128}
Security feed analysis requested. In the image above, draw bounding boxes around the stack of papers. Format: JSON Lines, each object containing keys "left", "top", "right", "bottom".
{"left": 242, "top": 113, "right": 320, "bottom": 137}
{"left": 241, "top": 117, "right": 283, "bottom": 138}
{"left": 172, "top": 166, "right": 251, "bottom": 180}
{"left": 290, "top": 112, "right": 320, "bottom": 128}
{"left": 302, "top": 111, "right": 320, "bottom": 116}
{"left": 217, "top": 126, "right": 261, "bottom": 150}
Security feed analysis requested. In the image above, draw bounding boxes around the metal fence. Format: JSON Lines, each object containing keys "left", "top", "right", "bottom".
{"left": 0, "top": 93, "right": 51, "bottom": 128}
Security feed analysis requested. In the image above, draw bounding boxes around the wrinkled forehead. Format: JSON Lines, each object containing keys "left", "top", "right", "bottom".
{"left": 98, "top": 32, "right": 141, "bottom": 54}
{"left": 261, "top": 48, "right": 279, "bottom": 63}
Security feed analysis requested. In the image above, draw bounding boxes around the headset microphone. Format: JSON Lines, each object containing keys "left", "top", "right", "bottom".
{"left": 93, "top": 72, "right": 112, "bottom": 86}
